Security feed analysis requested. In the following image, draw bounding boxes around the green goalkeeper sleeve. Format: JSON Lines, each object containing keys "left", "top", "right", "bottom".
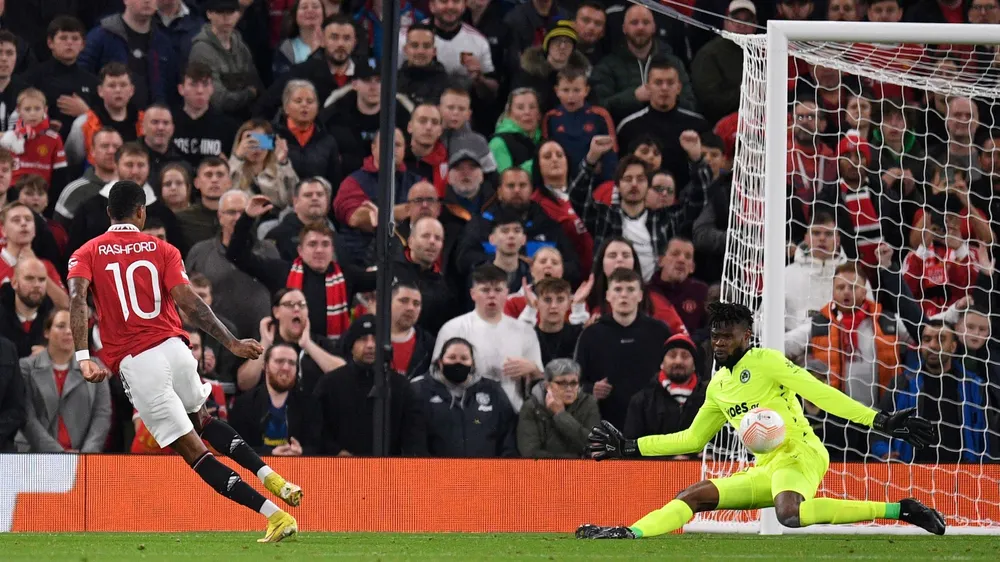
{"left": 637, "top": 398, "right": 728, "bottom": 456}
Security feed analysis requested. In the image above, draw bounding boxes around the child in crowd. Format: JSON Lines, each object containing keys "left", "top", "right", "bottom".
{"left": 543, "top": 69, "right": 618, "bottom": 182}
{"left": 0, "top": 89, "right": 68, "bottom": 188}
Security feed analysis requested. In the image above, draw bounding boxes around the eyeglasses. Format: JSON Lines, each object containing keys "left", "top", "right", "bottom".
{"left": 279, "top": 301, "right": 308, "bottom": 310}
{"left": 795, "top": 114, "right": 817, "bottom": 122}
{"left": 651, "top": 185, "right": 675, "bottom": 195}
{"left": 550, "top": 380, "right": 580, "bottom": 389}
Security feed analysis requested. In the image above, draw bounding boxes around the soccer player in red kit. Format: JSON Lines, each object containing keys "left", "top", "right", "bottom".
{"left": 67, "top": 181, "right": 301, "bottom": 543}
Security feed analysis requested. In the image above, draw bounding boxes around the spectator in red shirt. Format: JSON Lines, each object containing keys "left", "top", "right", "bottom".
{"left": 648, "top": 237, "right": 709, "bottom": 338}
{"left": 531, "top": 139, "right": 595, "bottom": 274}
{"left": 404, "top": 104, "right": 449, "bottom": 195}
{"left": 389, "top": 282, "right": 435, "bottom": 379}
{"left": 587, "top": 236, "right": 687, "bottom": 336}
{"left": 0, "top": 202, "right": 67, "bottom": 309}
{"left": 911, "top": 164, "right": 993, "bottom": 249}
{"left": 0, "top": 89, "right": 68, "bottom": 191}
{"left": 19, "top": 308, "right": 111, "bottom": 453}
{"left": 787, "top": 99, "right": 838, "bottom": 237}
{"left": 903, "top": 207, "right": 983, "bottom": 317}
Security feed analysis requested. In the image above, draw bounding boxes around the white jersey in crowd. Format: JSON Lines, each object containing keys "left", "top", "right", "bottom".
{"left": 784, "top": 244, "right": 850, "bottom": 332}
{"left": 432, "top": 310, "right": 543, "bottom": 413}
{"left": 399, "top": 23, "right": 494, "bottom": 76}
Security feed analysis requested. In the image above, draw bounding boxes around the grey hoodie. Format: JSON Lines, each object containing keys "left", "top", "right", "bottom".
{"left": 187, "top": 24, "right": 261, "bottom": 113}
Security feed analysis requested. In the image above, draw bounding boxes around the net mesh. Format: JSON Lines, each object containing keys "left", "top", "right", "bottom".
{"left": 696, "top": 30, "right": 1000, "bottom": 532}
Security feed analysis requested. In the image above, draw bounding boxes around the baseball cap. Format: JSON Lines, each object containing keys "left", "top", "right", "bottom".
{"left": 727, "top": 0, "right": 757, "bottom": 16}
{"left": 838, "top": 129, "right": 871, "bottom": 163}
{"left": 449, "top": 148, "right": 482, "bottom": 167}
{"left": 354, "top": 58, "right": 381, "bottom": 80}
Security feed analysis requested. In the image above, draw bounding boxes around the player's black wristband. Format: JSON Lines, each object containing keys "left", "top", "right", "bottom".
{"left": 872, "top": 411, "right": 890, "bottom": 433}
{"left": 622, "top": 439, "right": 640, "bottom": 457}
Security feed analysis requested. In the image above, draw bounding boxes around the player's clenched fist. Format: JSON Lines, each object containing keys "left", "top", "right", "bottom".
{"left": 228, "top": 338, "right": 265, "bottom": 359}
{"left": 80, "top": 359, "right": 111, "bottom": 383}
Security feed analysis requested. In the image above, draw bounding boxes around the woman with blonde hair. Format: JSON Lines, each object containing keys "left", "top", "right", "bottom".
{"left": 230, "top": 118, "right": 299, "bottom": 209}
{"left": 158, "top": 162, "right": 193, "bottom": 214}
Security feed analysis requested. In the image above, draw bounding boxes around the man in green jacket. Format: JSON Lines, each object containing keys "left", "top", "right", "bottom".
{"left": 590, "top": 4, "right": 696, "bottom": 121}
{"left": 690, "top": 0, "right": 757, "bottom": 125}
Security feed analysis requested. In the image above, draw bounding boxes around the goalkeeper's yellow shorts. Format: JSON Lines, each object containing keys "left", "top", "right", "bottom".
{"left": 710, "top": 437, "right": 830, "bottom": 510}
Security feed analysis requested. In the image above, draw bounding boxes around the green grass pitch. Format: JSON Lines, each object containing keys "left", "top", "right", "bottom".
{"left": 1, "top": 532, "right": 998, "bottom": 561}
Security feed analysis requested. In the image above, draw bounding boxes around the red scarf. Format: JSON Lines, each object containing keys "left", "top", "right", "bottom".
{"left": 657, "top": 371, "right": 698, "bottom": 404}
{"left": 835, "top": 301, "right": 874, "bottom": 354}
{"left": 286, "top": 118, "right": 315, "bottom": 147}
{"left": 15, "top": 117, "right": 51, "bottom": 141}
{"left": 286, "top": 257, "right": 349, "bottom": 338}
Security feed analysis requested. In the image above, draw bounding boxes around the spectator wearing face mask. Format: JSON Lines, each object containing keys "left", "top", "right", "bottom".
{"left": 517, "top": 358, "right": 599, "bottom": 458}
{"left": 315, "top": 315, "right": 428, "bottom": 456}
{"left": 228, "top": 342, "right": 322, "bottom": 456}
{"left": 411, "top": 336, "right": 518, "bottom": 457}
{"left": 623, "top": 334, "right": 707, "bottom": 450}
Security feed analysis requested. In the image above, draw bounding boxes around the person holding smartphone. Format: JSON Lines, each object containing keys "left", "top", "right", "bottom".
{"left": 230, "top": 119, "right": 298, "bottom": 210}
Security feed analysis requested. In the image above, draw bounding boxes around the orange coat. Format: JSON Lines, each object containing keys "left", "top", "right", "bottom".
{"left": 808, "top": 301, "right": 901, "bottom": 395}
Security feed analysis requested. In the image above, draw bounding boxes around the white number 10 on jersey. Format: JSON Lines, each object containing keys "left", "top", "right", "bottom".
{"left": 106, "top": 261, "right": 162, "bottom": 321}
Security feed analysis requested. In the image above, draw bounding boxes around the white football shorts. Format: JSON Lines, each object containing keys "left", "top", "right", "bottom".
{"left": 119, "top": 336, "right": 211, "bottom": 448}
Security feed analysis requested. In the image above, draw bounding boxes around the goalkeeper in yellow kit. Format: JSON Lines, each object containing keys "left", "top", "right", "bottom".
{"left": 577, "top": 302, "right": 946, "bottom": 539}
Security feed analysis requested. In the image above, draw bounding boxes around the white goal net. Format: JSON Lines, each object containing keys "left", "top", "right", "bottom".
{"left": 639, "top": 12, "right": 1000, "bottom": 534}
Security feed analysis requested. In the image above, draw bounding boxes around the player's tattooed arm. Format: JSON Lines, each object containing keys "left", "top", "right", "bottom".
{"left": 170, "top": 284, "right": 236, "bottom": 347}
{"left": 69, "top": 277, "right": 92, "bottom": 353}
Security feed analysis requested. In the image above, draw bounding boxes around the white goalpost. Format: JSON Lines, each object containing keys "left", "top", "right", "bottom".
{"left": 626, "top": 14, "right": 1000, "bottom": 535}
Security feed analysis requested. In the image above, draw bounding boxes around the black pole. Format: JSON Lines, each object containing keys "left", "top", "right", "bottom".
{"left": 372, "top": 0, "right": 402, "bottom": 457}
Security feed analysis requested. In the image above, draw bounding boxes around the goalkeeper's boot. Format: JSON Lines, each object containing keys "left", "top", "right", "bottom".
{"left": 899, "top": 498, "right": 946, "bottom": 535}
{"left": 575, "top": 524, "right": 637, "bottom": 539}
{"left": 258, "top": 510, "right": 298, "bottom": 543}
{"left": 264, "top": 472, "right": 303, "bottom": 507}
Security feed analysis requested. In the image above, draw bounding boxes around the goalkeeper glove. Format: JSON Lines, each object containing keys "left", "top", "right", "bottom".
{"left": 873, "top": 407, "right": 937, "bottom": 449}
{"left": 587, "top": 421, "right": 640, "bottom": 461}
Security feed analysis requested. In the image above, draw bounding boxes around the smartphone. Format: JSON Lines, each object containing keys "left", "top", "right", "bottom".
{"left": 250, "top": 132, "right": 275, "bottom": 151}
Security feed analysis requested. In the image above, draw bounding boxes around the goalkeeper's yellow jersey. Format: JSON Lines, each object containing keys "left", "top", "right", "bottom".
{"left": 637, "top": 348, "right": 878, "bottom": 463}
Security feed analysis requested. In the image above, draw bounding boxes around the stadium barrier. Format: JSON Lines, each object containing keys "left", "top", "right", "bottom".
{"left": 2, "top": 455, "right": 998, "bottom": 532}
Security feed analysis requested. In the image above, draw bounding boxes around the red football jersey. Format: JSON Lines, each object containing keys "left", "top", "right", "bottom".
{"left": 12, "top": 130, "right": 68, "bottom": 186}
{"left": 67, "top": 224, "right": 189, "bottom": 372}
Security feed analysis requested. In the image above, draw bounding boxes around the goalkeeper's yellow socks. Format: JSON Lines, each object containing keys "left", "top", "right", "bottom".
{"left": 799, "top": 498, "right": 900, "bottom": 526}
{"left": 629, "top": 499, "right": 695, "bottom": 538}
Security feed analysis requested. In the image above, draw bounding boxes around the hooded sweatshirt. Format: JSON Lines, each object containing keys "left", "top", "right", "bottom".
{"left": 187, "top": 24, "right": 262, "bottom": 114}
{"left": 575, "top": 313, "right": 672, "bottom": 429}
{"left": 489, "top": 117, "right": 542, "bottom": 175}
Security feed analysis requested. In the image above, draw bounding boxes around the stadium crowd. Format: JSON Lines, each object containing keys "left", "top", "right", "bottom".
{"left": 0, "top": 0, "right": 997, "bottom": 462}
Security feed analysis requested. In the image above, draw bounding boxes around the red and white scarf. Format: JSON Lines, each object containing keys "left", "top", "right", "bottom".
{"left": 15, "top": 116, "right": 50, "bottom": 141}
{"left": 657, "top": 371, "right": 698, "bottom": 405}
{"left": 286, "top": 258, "right": 349, "bottom": 338}
{"left": 834, "top": 301, "right": 874, "bottom": 355}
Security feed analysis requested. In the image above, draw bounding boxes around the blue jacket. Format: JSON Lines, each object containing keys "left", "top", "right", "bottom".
{"left": 542, "top": 102, "right": 618, "bottom": 184}
{"left": 79, "top": 15, "right": 180, "bottom": 105}
{"left": 155, "top": 11, "right": 205, "bottom": 63}
{"left": 873, "top": 361, "right": 991, "bottom": 463}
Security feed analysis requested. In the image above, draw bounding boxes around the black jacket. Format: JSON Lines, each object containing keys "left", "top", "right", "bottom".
{"left": 264, "top": 212, "right": 309, "bottom": 262}
{"left": 455, "top": 201, "right": 582, "bottom": 285}
{"left": 392, "top": 253, "right": 456, "bottom": 335}
{"left": 0, "top": 285, "right": 54, "bottom": 358}
{"left": 624, "top": 373, "right": 708, "bottom": 442}
{"left": 226, "top": 213, "right": 376, "bottom": 335}
{"left": 411, "top": 371, "right": 518, "bottom": 458}
{"left": 228, "top": 383, "right": 322, "bottom": 455}
{"left": 616, "top": 105, "right": 710, "bottom": 189}
{"left": 273, "top": 117, "right": 343, "bottom": 189}
{"left": 255, "top": 49, "right": 345, "bottom": 119}
{"left": 314, "top": 361, "right": 428, "bottom": 456}
{"left": 19, "top": 58, "right": 100, "bottom": 139}
{"left": 0, "top": 336, "right": 25, "bottom": 452}
{"left": 575, "top": 314, "right": 672, "bottom": 429}
{"left": 397, "top": 61, "right": 450, "bottom": 106}
{"left": 170, "top": 106, "right": 239, "bottom": 170}
{"left": 320, "top": 90, "right": 412, "bottom": 177}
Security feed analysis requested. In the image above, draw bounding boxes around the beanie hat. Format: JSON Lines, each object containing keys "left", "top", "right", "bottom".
{"left": 663, "top": 333, "right": 697, "bottom": 358}
{"left": 838, "top": 129, "right": 871, "bottom": 163}
{"left": 543, "top": 20, "right": 578, "bottom": 52}
{"left": 341, "top": 314, "right": 377, "bottom": 355}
